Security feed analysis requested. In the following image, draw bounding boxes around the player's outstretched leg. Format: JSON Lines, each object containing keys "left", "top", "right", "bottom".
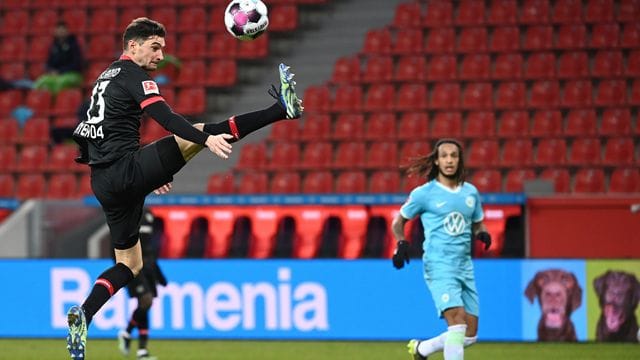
{"left": 407, "top": 339, "right": 427, "bottom": 360}
{"left": 117, "top": 329, "right": 131, "bottom": 356}
{"left": 274, "top": 63, "right": 303, "bottom": 119}
{"left": 66, "top": 305, "right": 87, "bottom": 360}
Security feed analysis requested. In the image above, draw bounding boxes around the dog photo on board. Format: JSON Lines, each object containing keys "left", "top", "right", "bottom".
{"left": 593, "top": 270, "right": 640, "bottom": 342}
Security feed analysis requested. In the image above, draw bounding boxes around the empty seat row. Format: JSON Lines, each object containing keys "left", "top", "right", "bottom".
{"left": 0, "top": 144, "right": 86, "bottom": 173}
{"left": 0, "top": 89, "right": 82, "bottom": 117}
{"left": 362, "top": 23, "right": 640, "bottom": 55}
{"left": 0, "top": 172, "right": 91, "bottom": 199}
{"left": 395, "top": 0, "right": 639, "bottom": 28}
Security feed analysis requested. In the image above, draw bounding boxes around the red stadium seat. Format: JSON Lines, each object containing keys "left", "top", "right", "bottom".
{"left": 331, "top": 85, "right": 362, "bottom": 113}
{"left": 618, "top": 0, "right": 640, "bottom": 22}
{"left": 361, "top": 28, "right": 392, "bottom": 55}
{"left": 87, "top": 8, "right": 118, "bottom": 34}
{"left": 504, "top": 169, "right": 536, "bottom": 192}
{"left": 0, "top": 120, "right": 19, "bottom": 145}
{"left": 392, "top": 29, "right": 423, "bottom": 55}
{"left": 464, "top": 111, "right": 495, "bottom": 139}
{"left": 366, "top": 141, "right": 398, "bottom": 169}
{"left": 237, "top": 172, "right": 268, "bottom": 194}
{"left": 268, "top": 142, "right": 300, "bottom": 170}
{"left": 47, "top": 173, "right": 78, "bottom": 199}
{"left": 556, "top": 25, "right": 587, "bottom": 49}
{"left": 565, "top": 109, "right": 598, "bottom": 136}
{"left": 150, "top": 8, "right": 176, "bottom": 32}
{"left": 502, "top": 139, "right": 534, "bottom": 167}
{"left": 430, "top": 112, "right": 462, "bottom": 138}
{"left": 369, "top": 171, "right": 401, "bottom": 193}
{"left": 430, "top": 83, "right": 460, "bottom": 109}
{"left": 0, "top": 90, "right": 23, "bottom": 117}
{"left": 363, "top": 84, "right": 395, "bottom": 112}
{"left": 393, "top": 2, "right": 422, "bottom": 28}
{"left": 333, "top": 113, "right": 364, "bottom": 141}
{"left": 460, "top": 54, "right": 490, "bottom": 80}
{"left": 16, "top": 174, "right": 46, "bottom": 199}
{"left": 0, "top": 63, "right": 26, "bottom": 82}
{"left": 236, "top": 142, "right": 268, "bottom": 171}
{"left": 585, "top": 0, "right": 614, "bottom": 23}
{"left": 176, "top": 34, "right": 207, "bottom": 59}
{"left": 141, "top": 119, "right": 170, "bottom": 145}
{"left": 119, "top": 7, "right": 146, "bottom": 30}
{"left": 525, "top": 52, "right": 556, "bottom": 79}
{"left": 553, "top": 0, "right": 583, "bottom": 23}
{"left": 61, "top": 9, "right": 87, "bottom": 34}
{"left": 362, "top": 56, "right": 393, "bottom": 83}
{"left": 85, "top": 35, "right": 116, "bottom": 61}
{"left": 573, "top": 168, "right": 606, "bottom": 193}
{"left": 270, "top": 171, "right": 301, "bottom": 194}
{"left": 558, "top": 51, "right": 589, "bottom": 79}
{"left": 397, "top": 112, "right": 429, "bottom": 141}
{"left": 631, "top": 79, "right": 640, "bottom": 106}
{"left": 529, "top": 80, "right": 560, "bottom": 108}
{"left": 523, "top": 26, "right": 553, "bottom": 50}
{"left": 206, "top": 5, "right": 228, "bottom": 33}
{"left": 48, "top": 144, "right": 81, "bottom": 173}
{"left": 394, "top": 56, "right": 426, "bottom": 82}
{"left": 601, "top": 108, "right": 632, "bottom": 135}
{"left": 520, "top": 0, "right": 551, "bottom": 24}
{"left": 268, "top": 120, "right": 298, "bottom": 142}
{"left": 302, "top": 171, "right": 334, "bottom": 193}
{"left": 267, "top": 5, "right": 298, "bottom": 32}
{"left": 335, "top": 171, "right": 367, "bottom": 193}
{"left": 24, "top": 90, "right": 52, "bottom": 115}
{"left": 424, "top": 28, "right": 456, "bottom": 54}
{"left": 3, "top": 37, "right": 27, "bottom": 61}
{"left": 591, "top": 24, "right": 620, "bottom": 48}
{"left": 399, "top": 141, "right": 432, "bottom": 167}
{"left": 299, "top": 141, "right": 333, "bottom": 170}
{"left": 593, "top": 51, "right": 624, "bottom": 78}
{"left": 0, "top": 145, "right": 17, "bottom": 172}
{"left": 495, "top": 82, "right": 526, "bottom": 109}
{"left": 539, "top": 168, "right": 571, "bottom": 192}
{"left": 206, "top": 59, "right": 237, "bottom": 87}
{"left": 531, "top": 111, "right": 563, "bottom": 138}
{"left": 423, "top": 1, "right": 453, "bottom": 27}
{"left": 302, "top": 85, "right": 331, "bottom": 113}
{"left": 626, "top": 50, "right": 640, "bottom": 76}
{"left": 334, "top": 142, "right": 366, "bottom": 169}
{"left": 207, "top": 172, "right": 235, "bottom": 194}
{"left": 498, "top": 111, "right": 530, "bottom": 138}
{"left": 461, "top": 82, "right": 492, "bottom": 110}
{"left": 621, "top": 23, "right": 640, "bottom": 48}
{"left": 493, "top": 53, "right": 523, "bottom": 80}
{"left": 535, "top": 138, "right": 567, "bottom": 166}
{"left": 456, "top": 0, "right": 486, "bottom": 26}
{"left": 0, "top": 10, "right": 29, "bottom": 35}
{"left": 236, "top": 35, "right": 269, "bottom": 59}
{"left": 569, "top": 138, "right": 602, "bottom": 165}
{"left": 396, "top": 83, "right": 428, "bottom": 111}
{"left": 490, "top": 26, "right": 520, "bottom": 52}
{"left": 16, "top": 145, "right": 47, "bottom": 173}
{"left": 175, "top": 60, "right": 206, "bottom": 86}
{"left": 27, "top": 35, "right": 52, "bottom": 63}
{"left": 609, "top": 168, "right": 640, "bottom": 193}
{"left": 561, "top": 80, "right": 593, "bottom": 108}
{"left": 208, "top": 34, "right": 237, "bottom": 59}
{"left": 470, "top": 170, "right": 502, "bottom": 193}
{"left": 403, "top": 175, "right": 426, "bottom": 193}
{"left": 603, "top": 137, "right": 635, "bottom": 165}
{"left": 458, "top": 27, "right": 488, "bottom": 53}
{"left": 595, "top": 80, "right": 626, "bottom": 106}
{"left": 488, "top": 0, "right": 518, "bottom": 25}
{"left": 467, "top": 140, "right": 500, "bottom": 168}
{"left": 427, "top": 55, "right": 456, "bottom": 81}
{"left": 84, "top": 61, "right": 111, "bottom": 88}
{"left": 366, "top": 113, "right": 397, "bottom": 140}
{"left": 174, "top": 87, "right": 206, "bottom": 115}
{"left": 300, "top": 113, "right": 331, "bottom": 141}
{"left": 29, "top": 10, "right": 57, "bottom": 35}
{"left": 0, "top": 174, "right": 15, "bottom": 197}
{"left": 19, "top": 117, "right": 49, "bottom": 145}
{"left": 331, "top": 56, "right": 361, "bottom": 84}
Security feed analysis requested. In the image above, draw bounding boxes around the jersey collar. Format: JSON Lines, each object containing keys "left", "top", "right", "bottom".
{"left": 434, "top": 179, "right": 462, "bottom": 193}
{"left": 119, "top": 54, "right": 133, "bottom": 61}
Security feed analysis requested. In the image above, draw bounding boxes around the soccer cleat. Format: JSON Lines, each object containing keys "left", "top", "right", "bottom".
{"left": 407, "top": 339, "right": 427, "bottom": 360}
{"left": 117, "top": 329, "right": 131, "bottom": 356}
{"left": 66, "top": 305, "right": 87, "bottom": 360}
{"left": 273, "top": 63, "right": 303, "bottom": 119}
{"left": 137, "top": 349, "right": 158, "bottom": 360}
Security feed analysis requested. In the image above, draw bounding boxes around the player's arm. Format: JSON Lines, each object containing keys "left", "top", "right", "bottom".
{"left": 391, "top": 190, "right": 423, "bottom": 270}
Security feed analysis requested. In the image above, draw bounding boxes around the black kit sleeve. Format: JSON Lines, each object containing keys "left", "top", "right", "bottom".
{"left": 144, "top": 101, "right": 209, "bottom": 146}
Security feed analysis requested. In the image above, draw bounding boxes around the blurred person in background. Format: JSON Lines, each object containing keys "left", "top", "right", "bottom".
{"left": 34, "top": 21, "right": 84, "bottom": 94}
{"left": 391, "top": 139, "right": 491, "bottom": 360}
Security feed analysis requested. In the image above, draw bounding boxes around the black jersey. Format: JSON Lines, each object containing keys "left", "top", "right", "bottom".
{"left": 77, "top": 55, "right": 165, "bottom": 165}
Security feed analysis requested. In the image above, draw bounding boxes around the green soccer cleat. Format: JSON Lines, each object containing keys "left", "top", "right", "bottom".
{"left": 66, "top": 305, "right": 87, "bottom": 360}
{"left": 407, "top": 339, "right": 427, "bottom": 360}
{"left": 275, "top": 63, "right": 303, "bottom": 119}
{"left": 117, "top": 329, "right": 131, "bottom": 356}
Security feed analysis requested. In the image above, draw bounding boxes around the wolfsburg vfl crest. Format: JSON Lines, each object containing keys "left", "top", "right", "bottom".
{"left": 443, "top": 211, "right": 466, "bottom": 236}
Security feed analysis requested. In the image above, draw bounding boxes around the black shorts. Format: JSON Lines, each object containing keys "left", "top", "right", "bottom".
{"left": 126, "top": 270, "right": 158, "bottom": 298}
{"left": 91, "top": 136, "right": 186, "bottom": 250}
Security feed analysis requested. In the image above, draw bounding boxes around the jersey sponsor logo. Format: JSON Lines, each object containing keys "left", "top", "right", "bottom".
{"left": 99, "top": 67, "right": 121, "bottom": 80}
{"left": 142, "top": 80, "right": 159, "bottom": 95}
{"left": 465, "top": 196, "right": 475, "bottom": 208}
{"left": 443, "top": 211, "right": 466, "bottom": 236}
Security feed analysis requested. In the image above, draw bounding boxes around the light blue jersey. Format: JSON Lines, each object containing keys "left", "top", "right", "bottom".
{"left": 400, "top": 179, "right": 484, "bottom": 316}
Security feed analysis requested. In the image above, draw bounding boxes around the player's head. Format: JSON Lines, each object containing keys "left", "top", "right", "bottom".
{"left": 123, "top": 17, "right": 166, "bottom": 71}
{"left": 406, "top": 138, "right": 465, "bottom": 184}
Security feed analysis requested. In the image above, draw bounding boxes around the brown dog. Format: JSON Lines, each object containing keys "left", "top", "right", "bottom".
{"left": 525, "top": 269, "right": 582, "bottom": 341}
{"left": 593, "top": 270, "right": 640, "bottom": 342}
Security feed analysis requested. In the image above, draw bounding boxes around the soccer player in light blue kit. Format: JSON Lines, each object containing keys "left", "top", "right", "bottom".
{"left": 391, "top": 139, "right": 492, "bottom": 360}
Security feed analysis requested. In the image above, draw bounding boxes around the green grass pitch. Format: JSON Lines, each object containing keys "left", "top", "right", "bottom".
{"left": 1, "top": 339, "right": 637, "bottom": 359}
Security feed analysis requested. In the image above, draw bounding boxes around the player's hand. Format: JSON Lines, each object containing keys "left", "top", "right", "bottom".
{"left": 392, "top": 240, "right": 411, "bottom": 269}
{"left": 476, "top": 231, "right": 492, "bottom": 251}
{"left": 205, "top": 134, "right": 234, "bottom": 159}
{"left": 154, "top": 182, "right": 172, "bottom": 195}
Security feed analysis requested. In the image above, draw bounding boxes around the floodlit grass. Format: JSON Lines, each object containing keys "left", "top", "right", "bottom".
{"left": 1, "top": 339, "right": 637, "bottom": 359}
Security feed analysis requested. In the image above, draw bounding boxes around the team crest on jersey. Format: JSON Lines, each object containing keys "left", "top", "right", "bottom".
{"left": 142, "top": 80, "right": 159, "bottom": 95}
{"left": 99, "top": 67, "right": 121, "bottom": 80}
{"left": 465, "top": 196, "right": 475, "bottom": 208}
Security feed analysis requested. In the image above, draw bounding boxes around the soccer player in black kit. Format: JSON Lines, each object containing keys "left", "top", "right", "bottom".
{"left": 117, "top": 207, "right": 165, "bottom": 360}
{"left": 66, "top": 17, "right": 303, "bottom": 360}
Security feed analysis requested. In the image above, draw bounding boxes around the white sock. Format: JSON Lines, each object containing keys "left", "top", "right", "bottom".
{"left": 417, "top": 333, "right": 477, "bottom": 356}
{"left": 444, "top": 324, "right": 466, "bottom": 360}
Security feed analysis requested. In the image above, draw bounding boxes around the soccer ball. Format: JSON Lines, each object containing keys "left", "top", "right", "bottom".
{"left": 224, "top": 0, "right": 269, "bottom": 41}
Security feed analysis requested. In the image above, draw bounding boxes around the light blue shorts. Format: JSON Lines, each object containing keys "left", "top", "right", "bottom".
{"left": 424, "top": 269, "right": 479, "bottom": 318}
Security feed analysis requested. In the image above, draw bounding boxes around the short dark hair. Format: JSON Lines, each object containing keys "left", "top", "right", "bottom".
{"left": 122, "top": 17, "right": 166, "bottom": 50}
